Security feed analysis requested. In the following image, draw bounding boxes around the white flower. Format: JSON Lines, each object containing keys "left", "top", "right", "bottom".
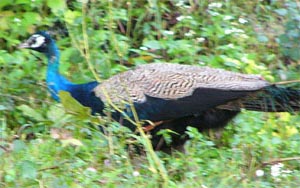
{"left": 239, "top": 34, "right": 249, "bottom": 39}
{"left": 176, "top": 16, "right": 184, "bottom": 21}
{"left": 133, "top": 171, "right": 140, "bottom": 177}
{"left": 208, "top": 11, "right": 220, "bottom": 16}
{"left": 224, "top": 29, "right": 233, "bottom": 35}
{"left": 163, "top": 30, "right": 174, "bottom": 35}
{"left": 196, "top": 37, "right": 205, "bottom": 43}
{"left": 78, "top": 0, "right": 89, "bottom": 3}
{"left": 238, "top": 18, "right": 248, "bottom": 24}
{"left": 282, "top": 169, "right": 292, "bottom": 174}
{"left": 86, "top": 167, "right": 97, "bottom": 173}
{"left": 208, "top": 2, "right": 222, "bottom": 9}
{"left": 176, "top": 15, "right": 193, "bottom": 21}
{"left": 223, "top": 15, "right": 234, "bottom": 21}
{"left": 185, "top": 30, "right": 196, "bottom": 37}
{"left": 175, "top": 0, "right": 184, "bottom": 7}
{"left": 271, "top": 163, "right": 284, "bottom": 177}
{"left": 271, "top": 170, "right": 280, "bottom": 177}
{"left": 140, "top": 46, "right": 148, "bottom": 51}
{"left": 224, "top": 28, "right": 244, "bottom": 35}
{"left": 14, "top": 18, "right": 21, "bottom": 23}
{"left": 255, "top": 169, "right": 264, "bottom": 177}
{"left": 227, "top": 43, "right": 235, "bottom": 48}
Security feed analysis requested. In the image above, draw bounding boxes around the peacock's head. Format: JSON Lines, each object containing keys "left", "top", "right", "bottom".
{"left": 19, "top": 31, "right": 53, "bottom": 53}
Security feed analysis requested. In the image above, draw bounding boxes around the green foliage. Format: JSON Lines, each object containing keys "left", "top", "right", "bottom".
{"left": 1, "top": 0, "right": 300, "bottom": 187}
{"left": 59, "top": 91, "right": 91, "bottom": 118}
{"left": 276, "top": 1, "right": 300, "bottom": 61}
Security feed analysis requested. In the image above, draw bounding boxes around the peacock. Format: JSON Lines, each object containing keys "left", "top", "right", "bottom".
{"left": 19, "top": 31, "right": 300, "bottom": 151}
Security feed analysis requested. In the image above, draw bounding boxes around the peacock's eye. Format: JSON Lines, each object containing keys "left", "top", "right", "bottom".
{"left": 30, "top": 35, "right": 46, "bottom": 48}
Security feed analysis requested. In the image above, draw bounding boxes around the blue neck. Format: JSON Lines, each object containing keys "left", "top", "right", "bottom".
{"left": 43, "top": 41, "right": 104, "bottom": 115}
{"left": 45, "top": 42, "right": 72, "bottom": 101}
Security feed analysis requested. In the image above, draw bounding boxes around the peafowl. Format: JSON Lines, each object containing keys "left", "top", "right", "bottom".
{"left": 19, "top": 31, "right": 300, "bottom": 151}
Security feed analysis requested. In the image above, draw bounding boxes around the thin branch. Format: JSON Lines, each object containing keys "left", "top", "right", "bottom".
{"left": 275, "top": 80, "right": 300, "bottom": 85}
{"left": 38, "top": 160, "right": 72, "bottom": 172}
{"left": 117, "top": 20, "right": 126, "bottom": 34}
{"left": 262, "top": 156, "right": 300, "bottom": 166}
{"left": 0, "top": 93, "right": 52, "bottom": 105}
{"left": 0, "top": 145, "right": 10, "bottom": 152}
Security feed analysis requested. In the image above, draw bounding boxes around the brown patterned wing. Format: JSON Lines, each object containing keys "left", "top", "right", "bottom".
{"left": 93, "top": 63, "right": 271, "bottom": 104}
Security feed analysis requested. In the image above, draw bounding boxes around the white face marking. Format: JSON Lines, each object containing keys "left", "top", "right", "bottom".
{"left": 30, "top": 34, "right": 46, "bottom": 48}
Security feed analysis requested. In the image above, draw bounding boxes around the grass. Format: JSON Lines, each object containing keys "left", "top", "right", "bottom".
{"left": 1, "top": 0, "right": 300, "bottom": 187}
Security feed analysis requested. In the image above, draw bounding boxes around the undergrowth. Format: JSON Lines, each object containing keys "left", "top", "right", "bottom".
{"left": 1, "top": 0, "right": 300, "bottom": 187}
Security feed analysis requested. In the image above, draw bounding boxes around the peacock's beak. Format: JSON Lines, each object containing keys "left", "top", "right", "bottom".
{"left": 18, "top": 40, "right": 30, "bottom": 49}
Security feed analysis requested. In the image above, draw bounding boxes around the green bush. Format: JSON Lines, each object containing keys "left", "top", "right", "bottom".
{"left": 1, "top": 0, "right": 300, "bottom": 187}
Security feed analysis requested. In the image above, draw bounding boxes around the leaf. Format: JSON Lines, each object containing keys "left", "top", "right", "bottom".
{"left": 22, "top": 12, "right": 41, "bottom": 26}
{"left": 50, "top": 127, "right": 83, "bottom": 147}
{"left": 4, "top": 169, "right": 16, "bottom": 183}
{"left": 143, "top": 40, "right": 162, "bottom": 50}
{"left": 47, "top": 0, "right": 66, "bottom": 15}
{"left": 0, "top": 0, "right": 11, "bottom": 9}
{"left": 287, "top": 29, "right": 299, "bottom": 38}
{"left": 12, "top": 140, "right": 27, "bottom": 152}
{"left": 274, "top": 8, "right": 288, "bottom": 16}
{"left": 0, "top": 148, "right": 5, "bottom": 156}
{"left": 0, "top": 11, "right": 14, "bottom": 30}
{"left": 59, "top": 91, "right": 91, "bottom": 119}
{"left": 257, "top": 35, "right": 269, "bottom": 42}
{"left": 0, "top": 105, "right": 8, "bottom": 111}
{"left": 288, "top": 48, "right": 300, "bottom": 60}
{"left": 17, "top": 104, "right": 44, "bottom": 121}
{"left": 285, "top": 126, "right": 298, "bottom": 137}
{"left": 18, "top": 160, "right": 37, "bottom": 180}
{"left": 61, "top": 138, "right": 83, "bottom": 147}
{"left": 50, "top": 128, "right": 72, "bottom": 140}
{"left": 64, "top": 10, "right": 82, "bottom": 25}
{"left": 47, "top": 104, "right": 65, "bottom": 122}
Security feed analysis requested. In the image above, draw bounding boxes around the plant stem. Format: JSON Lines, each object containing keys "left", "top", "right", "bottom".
{"left": 82, "top": 2, "right": 101, "bottom": 82}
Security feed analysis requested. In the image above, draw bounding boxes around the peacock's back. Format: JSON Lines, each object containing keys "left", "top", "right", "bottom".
{"left": 94, "top": 63, "right": 270, "bottom": 104}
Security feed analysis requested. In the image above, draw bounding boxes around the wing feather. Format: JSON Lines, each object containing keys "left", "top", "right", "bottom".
{"left": 94, "top": 63, "right": 270, "bottom": 104}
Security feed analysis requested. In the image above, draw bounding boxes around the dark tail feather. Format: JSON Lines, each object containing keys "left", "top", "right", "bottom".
{"left": 219, "top": 86, "right": 300, "bottom": 112}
